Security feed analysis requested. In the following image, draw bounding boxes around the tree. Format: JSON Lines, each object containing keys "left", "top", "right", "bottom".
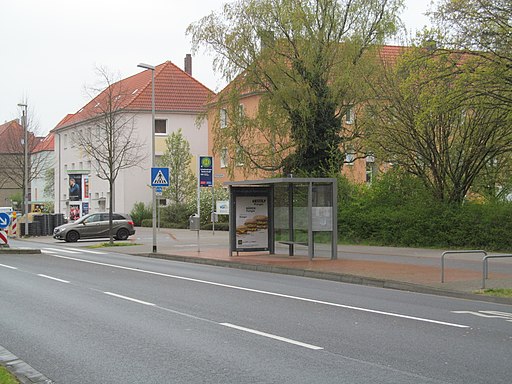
{"left": 431, "top": 0, "right": 512, "bottom": 109}
{"left": 74, "top": 67, "right": 147, "bottom": 243}
{"left": 0, "top": 110, "right": 48, "bottom": 215}
{"left": 43, "top": 167, "right": 55, "bottom": 202}
{"left": 364, "top": 47, "right": 512, "bottom": 204}
{"left": 158, "top": 129, "right": 196, "bottom": 205}
{"left": 188, "top": 0, "right": 403, "bottom": 176}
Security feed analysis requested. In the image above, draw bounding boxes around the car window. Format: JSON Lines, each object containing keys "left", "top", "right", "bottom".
{"left": 112, "top": 214, "right": 125, "bottom": 220}
{"left": 84, "top": 214, "right": 100, "bottom": 223}
{"left": 100, "top": 213, "right": 110, "bottom": 221}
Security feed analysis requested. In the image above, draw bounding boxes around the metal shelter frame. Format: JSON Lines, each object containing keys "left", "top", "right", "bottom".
{"left": 225, "top": 178, "right": 338, "bottom": 260}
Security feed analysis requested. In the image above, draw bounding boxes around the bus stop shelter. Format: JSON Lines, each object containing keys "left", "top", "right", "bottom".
{"left": 225, "top": 178, "right": 337, "bottom": 260}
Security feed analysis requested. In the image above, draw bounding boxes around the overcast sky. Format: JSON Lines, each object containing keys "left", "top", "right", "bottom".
{"left": 1, "top": 0, "right": 432, "bottom": 135}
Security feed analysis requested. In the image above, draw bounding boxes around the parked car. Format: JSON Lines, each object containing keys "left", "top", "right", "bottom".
{"left": 53, "top": 212, "right": 135, "bottom": 242}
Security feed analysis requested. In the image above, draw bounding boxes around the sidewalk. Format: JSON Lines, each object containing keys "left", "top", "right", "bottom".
{"left": 10, "top": 227, "right": 512, "bottom": 304}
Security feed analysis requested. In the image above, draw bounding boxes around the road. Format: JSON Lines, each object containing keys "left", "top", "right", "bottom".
{"left": 1, "top": 239, "right": 511, "bottom": 383}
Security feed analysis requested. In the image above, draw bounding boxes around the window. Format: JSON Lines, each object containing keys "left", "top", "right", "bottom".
{"left": 238, "top": 104, "right": 245, "bottom": 118}
{"left": 220, "top": 148, "right": 228, "bottom": 168}
{"left": 366, "top": 156, "right": 377, "bottom": 184}
{"left": 220, "top": 109, "right": 227, "bottom": 128}
{"left": 345, "top": 106, "right": 354, "bottom": 125}
{"left": 345, "top": 150, "right": 355, "bottom": 165}
{"left": 155, "top": 119, "right": 167, "bottom": 134}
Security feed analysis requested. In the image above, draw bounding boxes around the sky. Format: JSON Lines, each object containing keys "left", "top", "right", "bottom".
{"left": 1, "top": 0, "right": 432, "bottom": 136}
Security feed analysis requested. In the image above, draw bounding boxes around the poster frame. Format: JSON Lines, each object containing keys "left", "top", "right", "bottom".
{"left": 229, "top": 187, "right": 273, "bottom": 254}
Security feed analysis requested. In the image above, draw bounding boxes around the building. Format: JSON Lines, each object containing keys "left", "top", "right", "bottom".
{"left": 207, "top": 45, "right": 405, "bottom": 185}
{"left": 52, "top": 58, "right": 214, "bottom": 219}
{"left": 0, "top": 119, "right": 43, "bottom": 210}
{"left": 30, "top": 132, "right": 55, "bottom": 212}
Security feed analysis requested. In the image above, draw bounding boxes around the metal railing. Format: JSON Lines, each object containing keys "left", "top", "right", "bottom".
{"left": 441, "top": 250, "right": 487, "bottom": 283}
{"left": 482, "top": 254, "right": 512, "bottom": 289}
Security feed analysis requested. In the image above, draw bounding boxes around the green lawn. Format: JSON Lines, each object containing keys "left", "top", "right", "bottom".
{"left": 476, "top": 288, "right": 512, "bottom": 298}
{"left": 0, "top": 366, "right": 19, "bottom": 384}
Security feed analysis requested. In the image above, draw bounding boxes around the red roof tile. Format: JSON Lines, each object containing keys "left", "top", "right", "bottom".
{"left": 32, "top": 132, "right": 54, "bottom": 153}
{"left": 0, "top": 119, "right": 40, "bottom": 154}
{"left": 53, "top": 61, "right": 214, "bottom": 131}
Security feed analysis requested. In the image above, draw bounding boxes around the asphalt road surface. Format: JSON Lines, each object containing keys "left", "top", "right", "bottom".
{"left": 1, "top": 240, "right": 511, "bottom": 383}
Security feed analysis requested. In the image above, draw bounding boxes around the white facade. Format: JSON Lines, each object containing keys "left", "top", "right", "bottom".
{"left": 30, "top": 150, "right": 54, "bottom": 210}
{"left": 54, "top": 111, "right": 208, "bottom": 219}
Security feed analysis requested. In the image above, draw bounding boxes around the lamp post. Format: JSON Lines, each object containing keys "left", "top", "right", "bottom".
{"left": 137, "top": 63, "right": 157, "bottom": 253}
{"left": 17, "top": 103, "right": 28, "bottom": 237}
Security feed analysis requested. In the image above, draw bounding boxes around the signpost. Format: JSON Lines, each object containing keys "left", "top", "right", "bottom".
{"left": 151, "top": 167, "right": 170, "bottom": 187}
{"left": 0, "top": 212, "right": 11, "bottom": 229}
{"left": 0, "top": 212, "right": 10, "bottom": 247}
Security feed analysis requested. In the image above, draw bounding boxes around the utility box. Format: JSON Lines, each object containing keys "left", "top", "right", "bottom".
{"left": 189, "top": 214, "right": 200, "bottom": 231}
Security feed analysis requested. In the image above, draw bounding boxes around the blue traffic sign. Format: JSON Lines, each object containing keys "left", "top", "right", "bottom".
{"left": 0, "top": 212, "right": 11, "bottom": 229}
{"left": 151, "top": 167, "right": 170, "bottom": 187}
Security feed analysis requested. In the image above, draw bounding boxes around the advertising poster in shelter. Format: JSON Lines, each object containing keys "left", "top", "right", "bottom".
{"left": 235, "top": 196, "right": 268, "bottom": 249}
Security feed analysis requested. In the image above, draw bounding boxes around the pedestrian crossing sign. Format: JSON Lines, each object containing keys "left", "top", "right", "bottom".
{"left": 151, "top": 167, "right": 170, "bottom": 187}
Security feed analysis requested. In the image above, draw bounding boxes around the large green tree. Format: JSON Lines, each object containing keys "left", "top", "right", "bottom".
{"left": 364, "top": 47, "right": 512, "bottom": 204}
{"left": 188, "top": 0, "right": 403, "bottom": 176}
{"left": 432, "top": 0, "right": 512, "bottom": 109}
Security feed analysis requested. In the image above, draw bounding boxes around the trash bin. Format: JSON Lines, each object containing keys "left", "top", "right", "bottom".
{"left": 189, "top": 214, "right": 200, "bottom": 231}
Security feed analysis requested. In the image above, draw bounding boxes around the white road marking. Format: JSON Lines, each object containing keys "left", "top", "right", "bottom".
{"left": 37, "top": 274, "right": 70, "bottom": 284}
{"left": 0, "top": 263, "right": 18, "bottom": 270}
{"left": 221, "top": 323, "right": 323, "bottom": 350}
{"left": 43, "top": 247, "right": 80, "bottom": 254}
{"left": 452, "top": 310, "right": 512, "bottom": 322}
{"left": 48, "top": 254, "right": 469, "bottom": 328}
{"left": 104, "top": 292, "right": 156, "bottom": 307}
{"left": 60, "top": 247, "right": 107, "bottom": 255}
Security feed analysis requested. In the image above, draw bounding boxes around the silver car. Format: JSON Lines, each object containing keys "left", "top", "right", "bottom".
{"left": 53, "top": 212, "right": 135, "bottom": 242}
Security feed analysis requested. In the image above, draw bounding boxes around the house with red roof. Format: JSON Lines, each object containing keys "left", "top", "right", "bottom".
{"left": 51, "top": 58, "right": 214, "bottom": 219}
{"left": 0, "top": 119, "right": 44, "bottom": 210}
{"left": 207, "top": 45, "right": 406, "bottom": 185}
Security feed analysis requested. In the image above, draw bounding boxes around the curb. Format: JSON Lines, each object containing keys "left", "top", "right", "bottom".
{"left": 0, "top": 248, "right": 41, "bottom": 255}
{"left": 0, "top": 346, "right": 54, "bottom": 384}
{"left": 135, "top": 252, "right": 512, "bottom": 305}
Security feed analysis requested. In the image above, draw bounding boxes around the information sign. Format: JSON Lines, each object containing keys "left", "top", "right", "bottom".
{"left": 199, "top": 156, "right": 213, "bottom": 187}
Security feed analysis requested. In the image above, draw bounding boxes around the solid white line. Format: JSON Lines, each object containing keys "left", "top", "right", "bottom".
{"left": 221, "top": 323, "right": 323, "bottom": 350}
{"left": 48, "top": 254, "right": 469, "bottom": 328}
{"left": 43, "top": 247, "right": 80, "bottom": 254}
{"left": 104, "top": 292, "right": 156, "bottom": 306}
{"left": 0, "top": 263, "right": 18, "bottom": 270}
{"left": 61, "top": 247, "right": 107, "bottom": 255}
{"left": 37, "top": 274, "right": 70, "bottom": 284}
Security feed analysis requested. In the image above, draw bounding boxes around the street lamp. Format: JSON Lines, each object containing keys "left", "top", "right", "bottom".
{"left": 17, "top": 103, "right": 28, "bottom": 237}
{"left": 137, "top": 63, "right": 157, "bottom": 253}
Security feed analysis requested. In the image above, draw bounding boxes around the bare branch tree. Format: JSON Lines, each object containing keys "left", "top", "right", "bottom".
{"left": 74, "top": 66, "right": 147, "bottom": 243}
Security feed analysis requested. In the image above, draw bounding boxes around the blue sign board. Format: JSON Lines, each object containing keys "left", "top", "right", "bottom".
{"left": 151, "top": 167, "right": 170, "bottom": 187}
{"left": 199, "top": 156, "right": 213, "bottom": 187}
{"left": 0, "top": 212, "right": 11, "bottom": 229}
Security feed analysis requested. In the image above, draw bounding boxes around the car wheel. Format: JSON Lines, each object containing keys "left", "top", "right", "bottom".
{"left": 115, "top": 228, "right": 130, "bottom": 241}
{"left": 66, "top": 231, "right": 80, "bottom": 242}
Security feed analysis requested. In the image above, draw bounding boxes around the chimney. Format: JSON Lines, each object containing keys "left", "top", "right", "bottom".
{"left": 184, "top": 54, "right": 192, "bottom": 76}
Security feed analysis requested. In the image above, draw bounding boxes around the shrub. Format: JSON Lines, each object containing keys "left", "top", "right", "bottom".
{"left": 130, "top": 202, "right": 152, "bottom": 226}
